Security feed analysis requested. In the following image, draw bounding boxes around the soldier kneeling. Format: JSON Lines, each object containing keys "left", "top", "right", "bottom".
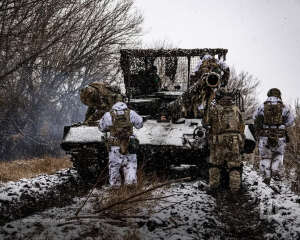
{"left": 203, "top": 92, "right": 245, "bottom": 192}
{"left": 98, "top": 102, "right": 143, "bottom": 187}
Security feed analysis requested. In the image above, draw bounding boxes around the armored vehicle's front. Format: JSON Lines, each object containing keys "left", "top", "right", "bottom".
{"left": 61, "top": 48, "right": 256, "bottom": 181}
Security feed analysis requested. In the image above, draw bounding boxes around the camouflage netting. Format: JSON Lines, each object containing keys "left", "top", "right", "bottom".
{"left": 165, "top": 56, "right": 178, "bottom": 82}
{"left": 120, "top": 48, "right": 228, "bottom": 96}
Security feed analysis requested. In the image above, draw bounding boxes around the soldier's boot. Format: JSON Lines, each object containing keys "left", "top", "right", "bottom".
{"left": 229, "top": 170, "right": 241, "bottom": 192}
{"left": 209, "top": 167, "right": 221, "bottom": 190}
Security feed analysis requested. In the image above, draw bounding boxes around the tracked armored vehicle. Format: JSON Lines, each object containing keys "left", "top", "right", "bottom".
{"left": 61, "top": 48, "right": 256, "bottom": 181}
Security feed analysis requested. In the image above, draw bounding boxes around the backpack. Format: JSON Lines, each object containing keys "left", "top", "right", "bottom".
{"left": 110, "top": 109, "right": 133, "bottom": 139}
{"left": 212, "top": 104, "right": 242, "bottom": 135}
{"left": 109, "top": 109, "right": 133, "bottom": 154}
{"left": 263, "top": 101, "right": 283, "bottom": 126}
{"left": 80, "top": 82, "right": 119, "bottom": 108}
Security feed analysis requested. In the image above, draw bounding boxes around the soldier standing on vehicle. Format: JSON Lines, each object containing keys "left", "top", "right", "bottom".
{"left": 253, "top": 88, "right": 294, "bottom": 184}
{"left": 80, "top": 82, "right": 123, "bottom": 124}
{"left": 98, "top": 101, "right": 143, "bottom": 187}
{"left": 191, "top": 54, "right": 230, "bottom": 87}
{"left": 190, "top": 54, "right": 230, "bottom": 119}
{"left": 203, "top": 91, "right": 245, "bottom": 192}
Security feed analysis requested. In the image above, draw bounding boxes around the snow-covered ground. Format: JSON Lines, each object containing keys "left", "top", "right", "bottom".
{"left": 0, "top": 180, "right": 223, "bottom": 240}
{"left": 0, "top": 164, "right": 299, "bottom": 240}
{"left": 244, "top": 165, "right": 300, "bottom": 240}
{"left": 0, "top": 169, "right": 81, "bottom": 223}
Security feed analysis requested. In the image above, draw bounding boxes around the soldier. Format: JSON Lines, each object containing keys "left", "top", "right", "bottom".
{"left": 203, "top": 91, "right": 245, "bottom": 192}
{"left": 253, "top": 88, "right": 294, "bottom": 184}
{"left": 187, "top": 54, "right": 230, "bottom": 119}
{"left": 80, "top": 82, "right": 123, "bottom": 124}
{"left": 191, "top": 54, "right": 230, "bottom": 87}
{"left": 98, "top": 101, "right": 143, "bottom": 187}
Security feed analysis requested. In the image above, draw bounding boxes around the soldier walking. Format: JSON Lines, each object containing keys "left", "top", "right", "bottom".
{"left": 253, "top": 88, "right": 294, "bottom": 184}
{"left": 204, "top": 91, "right": 245, "bottom": 192}
{"left": 98, "top": 101, "right": 143, "bottom": 188}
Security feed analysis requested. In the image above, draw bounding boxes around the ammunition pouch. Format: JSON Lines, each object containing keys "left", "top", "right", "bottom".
{"left": 128, "top": 137, "right": 140, "bottom": 154}
{"left": 260, "top": 129, "right": 285, "bottom": 137}
{"left": 106, "top": 137, "right": 120, "bottom": 152}
{"left": 107, "top": 136, "right": 137, "bottom": 155}
{"left": 260, "top": 129, "right": 286, "bottom": 147}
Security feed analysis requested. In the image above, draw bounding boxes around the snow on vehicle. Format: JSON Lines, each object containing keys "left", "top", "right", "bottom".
{"left": 61, "top": 48, "right": 256, "bottom": 181}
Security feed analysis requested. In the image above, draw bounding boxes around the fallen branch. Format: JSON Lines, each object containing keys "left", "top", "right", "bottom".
{"left": 67, "top": 214, "right": 149, "bottom": 221}
{"left": 74, "top": 165, "right": 108, "bottom": 216}
{"left": 125, "top": 194, "right": 179, "bottom": 204}
{"left": 95, "top": 177, "right": 191, "bottom": 213}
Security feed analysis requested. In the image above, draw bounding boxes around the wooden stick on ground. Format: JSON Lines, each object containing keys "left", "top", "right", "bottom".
{"left": 95, "top": 177, "right": 191, "bottom": 213}
{"left": 74, "top": 165, "right": 108, "bottom": 216}
{"left": 67, "top": 214, "right": 149, "bottom": 221}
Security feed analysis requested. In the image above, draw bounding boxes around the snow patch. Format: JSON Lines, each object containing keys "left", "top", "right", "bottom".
{"left": 244, "top": 165, "right": 300, "bottom": 239}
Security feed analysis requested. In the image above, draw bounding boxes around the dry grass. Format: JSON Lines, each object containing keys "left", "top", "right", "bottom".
{"left": 0, "top": 156, "right": 72, "bottom": 182}
{"left": 98, "top": 168, "right": 163, "bottom": 215}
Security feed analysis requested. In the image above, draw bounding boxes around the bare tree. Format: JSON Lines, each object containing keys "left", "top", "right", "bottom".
{"left": 227, "top": 68, "right": 260, "bottom": 119}
{"left": 0, "top": 0, "right": 143, "bottom": 160}
{"left": 286, "top": 99, "right": 300, "bottom": 162}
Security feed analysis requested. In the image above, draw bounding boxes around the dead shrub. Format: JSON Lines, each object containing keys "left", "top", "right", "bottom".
{"left": 0, "top": 157, "right": 72, "bottom": 182}
{"left": 98, "top": 167, "right": 161, "bottom": 215}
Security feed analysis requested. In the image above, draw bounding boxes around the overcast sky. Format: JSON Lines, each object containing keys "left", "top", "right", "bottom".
{"left": 134, "top": 0, "right": 300, "bottom": 104}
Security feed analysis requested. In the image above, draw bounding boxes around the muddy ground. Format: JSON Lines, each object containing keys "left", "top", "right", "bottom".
{"left": 0, "top": 164, "right": 299, "bottom": 240}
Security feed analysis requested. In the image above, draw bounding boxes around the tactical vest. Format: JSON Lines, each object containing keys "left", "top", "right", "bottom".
{"left": 110, "top": 109, "right": 133, "bottom": 139}
{"left": 211, "top": 104, "right": 242, "bottom": 135}
{"left": 263, "top": 101, "right": 283, "bottom": 126}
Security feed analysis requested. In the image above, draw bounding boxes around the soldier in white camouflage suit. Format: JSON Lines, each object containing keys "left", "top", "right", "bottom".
{"left": 253, "top": 88, "right": 294, "bottom": 184}
{"left": 98, "top": 102, "right": 143, "bottom": 187}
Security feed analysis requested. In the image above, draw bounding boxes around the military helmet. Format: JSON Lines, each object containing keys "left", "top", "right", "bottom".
{"left": 267, "top": 88, "right": 281, "bottom": 98}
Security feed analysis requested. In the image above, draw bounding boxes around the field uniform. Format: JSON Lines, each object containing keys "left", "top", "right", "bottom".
{"left": 98, "top": 102, "right": 143, "bottom": 187}
{"left": 253, "top": 89, "right": 294, "bottom": 183}
{"left": 204, "top": 95, "right": 245, "bottom": 192}
{"left": 80, "top": 82, "right": 123, "bottom": 124}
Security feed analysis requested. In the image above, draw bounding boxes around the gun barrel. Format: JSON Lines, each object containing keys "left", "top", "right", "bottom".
{"left": 204, "top": 72, "right": 220, "bottom": 88}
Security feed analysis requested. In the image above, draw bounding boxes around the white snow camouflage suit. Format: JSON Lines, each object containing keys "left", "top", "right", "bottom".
{"left": 253, "top": 96, "right": 294, "bottom": 179}
{"left": 99, "top": 102, "right": 143, "bottom": 187}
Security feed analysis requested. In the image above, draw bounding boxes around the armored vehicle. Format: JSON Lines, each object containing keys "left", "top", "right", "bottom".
{"left": 61, "top": 48, "right": 256, "bottom": 180}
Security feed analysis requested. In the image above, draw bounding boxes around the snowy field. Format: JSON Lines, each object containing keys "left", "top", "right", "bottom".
{"left": 0, "top": 164, "right": 299, "bottom": 240}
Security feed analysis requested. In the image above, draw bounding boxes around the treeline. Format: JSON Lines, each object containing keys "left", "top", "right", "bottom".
{"left": 0, "top": 0, "right": 143, "bottom": 160}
